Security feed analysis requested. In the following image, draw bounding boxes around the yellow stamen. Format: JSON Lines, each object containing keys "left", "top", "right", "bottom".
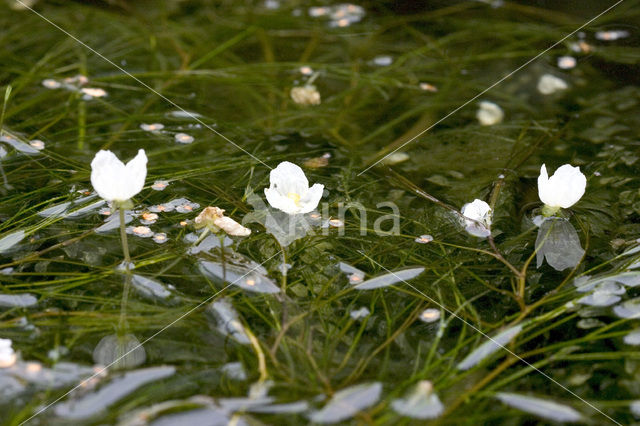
{"left": 287, "top": 192, "right": 301, "bottom": 206}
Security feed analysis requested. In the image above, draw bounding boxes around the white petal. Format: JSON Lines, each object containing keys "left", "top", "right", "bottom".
{"left": 538, "top": 164, "right": 586, "bottom": 208}
{"left": 264, "top": 187, "right": 301, "bottom": 214}
{"left": 268, "top": 161, "right": 309, "bottom": 196}
{"left": 213, "top": 216, "right": 251, "bottom": 236}
{"left": 90, "top": 149, "right": 147, "bottom": 202}
{"left": 298, "top": 183, "right": 324, "bottom": 214}
{"left": 122, "top": 149, "right": 148, "bottom": 201}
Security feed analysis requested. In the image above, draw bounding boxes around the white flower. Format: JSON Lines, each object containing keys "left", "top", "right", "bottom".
{"left": 537, "top": 74, "right": 568, "bottom": 95}
{"left": 91, "top": 149, "right": 148, "bottom": 202}
{"left": 0, "top": 338, "right": 16, "bottom": 368}
{"left": 290, "top": 86, "right": 321, "bottom": 106}
{"left": 476, "top": 101, "right": 504, "bottom": 126}
{"left": 461, "top": 199, "right": 492, "bottom": 238}
{"left": 538, "top": 164, "right": 586, "bottom": 209}
{"left": 264, "top": 161, "right": 324, "bottom": 215}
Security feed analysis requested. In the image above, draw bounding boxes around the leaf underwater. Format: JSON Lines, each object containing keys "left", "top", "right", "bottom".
{"left": 495, "top": 393, "right": 582, "bottom": 422}
{"left": 457, "top": 324, "right": 523, "bottom": 370}
{"left": 353, "top": 267, "right": 425, "bottom": 290}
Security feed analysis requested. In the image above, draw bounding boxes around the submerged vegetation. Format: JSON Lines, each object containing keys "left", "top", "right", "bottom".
{"left": 1, "top": 0, "right": 640, "bottom": 424}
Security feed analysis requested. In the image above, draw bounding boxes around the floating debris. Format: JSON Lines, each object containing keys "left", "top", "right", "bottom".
{"left": 304, "top": 153, "right": 331, "bottom": 168}
{"left": 127, "top": 225, "right": 154, "bottom": 238}
{"left": 457, "top": 324, "right": 523, "bottom": 370}
{"left": 419, "top": 82, "right": 438, "bottom": 92}
{"left": 200, "top": 261, "right": 280, "bottom": 294}
{"left": 42, "top": 79, "right": 61, "bottom": 89}
{"left": 140, "top": 123, "right": 164, "bottom": 132}
{"left": 419, "top": 308, "right": 440, "bottom": 323}
{"left": 415, "top": 234, "right": 434, "bottom": 244}
{"left": 391, "top": 381, "right": 443, "bottom": 419}
{"left": 350, "top": 307, "right": 370, "bottom": 320}
{"left": 152, "top": 233, "right": 168, "bottom": 244}
{"left": 595, "top": 29, "right": 630, "bottom": 41}
{"left": 291, "top": 85, "right": 321, "bottom": 106}
{"left": 54, "top": 366, "right": 175, "bottom": 419}
{"left": 557, "top": 56, "right": 577, "bottom": 69}
{"left": 64, "top": 75, "right": 89, "bottom": 86}
{"left": 537, "top": 74, "right": 568, "bottom": 95}
{"left": 93, "top": 334, "right": 146, "bottom": 370}
{"left": 81, "top": 87, "right": 107, "bottom": 99}
{"left": 309, "top": 6, "right": 329, "bottom": 17}
{"left": 310, "top": 382, "right": 382, "bottom": 423}
{"left": 0, "top": 339, "right": 16, "bottom": 368}
{"left": 354, "top": 267, "right": 424, "bottom": 290}
{"left": 476, "top": 101, "right": 504, "bottom": 126}
{"left": 299, "top": 65, "right": 313, "bottom": 75}
{"left": 381, "top": 152, "right": 410, "bottom": 165}
{"left": 206, "top": 298, "right": 251, "bottom": 344}
{"left": 372, "top": 55, "right": 393, "bottom": 66}
{"left": 328, "top": 218, "right": 344, "bottom": 228}
{"left": 174, "top": 133, "right": 194, "bottom": 144}
{"left": 151, "top": 180, "right": 169, "bottom": 191}
{"left": 194, "top": 206, "right": 251, "bottom": 236}
{"left": 0, "top": 293, "right": 37, "bottom": 308}
{"left": 495, "top": 393, "right": 582, "bottom": 423}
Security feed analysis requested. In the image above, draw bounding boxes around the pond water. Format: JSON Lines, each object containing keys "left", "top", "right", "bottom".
{"left": 1, "top": 0, "right": 640, "bottom": 424}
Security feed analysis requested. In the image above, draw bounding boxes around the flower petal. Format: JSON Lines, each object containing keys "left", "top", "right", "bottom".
{"left": 264, "top": 187, "right": 300, "bottom": 214}
{"left": 299, "top": 183, "right": 324, "bottom": 214}
{"left": 268, "top": 161, "right": 309, "bottom": 196}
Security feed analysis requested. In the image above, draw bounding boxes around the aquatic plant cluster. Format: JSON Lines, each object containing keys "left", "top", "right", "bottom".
{"left": 1, "top": 0, "right": 640, "bottom": 424}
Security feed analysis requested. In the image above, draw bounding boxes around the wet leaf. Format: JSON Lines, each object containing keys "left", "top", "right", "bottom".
{"left": 199, "top": 261, "right": 280, "bottom": 293}
{"left": 495, "top": 392, "right": 582, "bottom": 422}
{"left": 0, "top": 230, "right": 25, "bottom": 253}
{"left": 353, "top": 267, "right": 424, "bottom": 290}
{"left": 131, "top": 275, "right": 173, "bottom": 301}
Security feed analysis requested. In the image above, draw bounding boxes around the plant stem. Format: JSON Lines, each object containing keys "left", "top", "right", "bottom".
{"left": 118, "top": 205, "right": 131, "bottom": 269}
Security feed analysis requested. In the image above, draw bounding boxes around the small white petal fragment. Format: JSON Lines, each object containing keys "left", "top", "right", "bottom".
{"left": 152, "top": 233, "right": 168, "bottom": 244}
{"left": 419, "top": 82, "right": 438, "bottom": 92}
{"left": 140, "top": 123, "right": 164, "bottom": 132}
{"left": 495, "top": 393, "right": 582, "bottom": 423}
{"left": 461, "top": 199, "right": 492, "bottom": 238}
{"left": 140, "top": 212, "right": 159, "bottom": 225}
{"left": 42, "top": 79, "right": 61, "bottom": 89}
{"left": 81, "top": 88, "right": 107, "bottom": 98}
{"left": 264, "top": 161, "right": 324, "bottom": 215}
{"left": 174, "top": 133, "right": 194, "bottom": 144}
{"left": 291, "top": 86, "right": 321, "bottom": 106}
{"left": 151, "top": 180, "right": 169, "bottom": 191}
{"left": 299, "top": 66, "right": 313, "bottom": 75}
{"left": 537, "top": 74, "right": 568, "bottom": 95}
{"left": 392, "top": 381, "right": 444, "bottom": 419}
{"left": 372, "top": 55, "right": 393, "bottom": 66}
{"left": 350, "top": 307, "right": 370, "bottom": 320}
{"left": 29, "top": 140, "right": 45, "bottom": 150}
{"left": 595, "top": 30, "right": 630, "bottom": 41}
{"left": 0, "top": 338, "right": 17, "bottom": 368}
{"left": 557, "top": 56, "right": 577, "bottom": 70}
{"left": 91, "top": 149, "right": 147, "bottom": 202}
{"left": 419, "top": 308, "right": 440, "bottom": 323}
{"left": 381, "top": 152, "right": 410, "bottom": 165}
{"left": 476, "top": 101, "right": 504, "bottom": 126}
{"left": 128, "top": 226, "right": 154, "bottom": 238}
{"left": 537, "top": 164, "right": 586, "bottom": 209}
{"left": 415, "top": 234, "right": 433, "bottom": 244}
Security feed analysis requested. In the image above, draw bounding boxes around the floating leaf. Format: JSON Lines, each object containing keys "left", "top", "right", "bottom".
{"left": 457, "top": 324, "right": 523, "bottom": 370}
{"left": 38, "top": 202, "right": 71, "bottom": 218}
{"left": 614, "top": 297, "right": 640, "bottom": 319}
{"left": 0, "top": 293, "right": 37, "bottom": 308}
{"left": 151, "top": 408, "right": 231, "bottom": 426}
{"left": 309, "top": 382, "right": 382, "bottom": 423}
{"left": 93, "top": 334, "right": 146, "bottom": 370}
{"left": 199, "top": 261, "right": 280, "bottom": 293}
{"left": 391, "top": 381, "right": 443, "bottom": 419}
{"left": 353, "top": 267, "right": 424, "bottom": 290}
{"left": 535, "top": 219, "right": 584, "bottom": 271}
{"left": 248, "top": 401, "right": 310, "bottom": 414}
{"left": 131, "top": 275, "right": 173, "bottom": 301}
{"left": 495, "top": 392, "right": 582, "bottom": 422}
{"left": 623, "top": 329, "right": 640, "bottom": 345}
{"left": 0, "top": 230, "right": 25, "bottom": 253}
{"left": 0, "top": 135, "right": 40, "bottom": 154}
{"left": 54, "top": 366, "right": 175, "bottom": 419}
{"left": 95, "top": 211, "right": 133, "bottom": 233}
{"left": 206, "top": 298, "right": 250, "bottom": 344}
